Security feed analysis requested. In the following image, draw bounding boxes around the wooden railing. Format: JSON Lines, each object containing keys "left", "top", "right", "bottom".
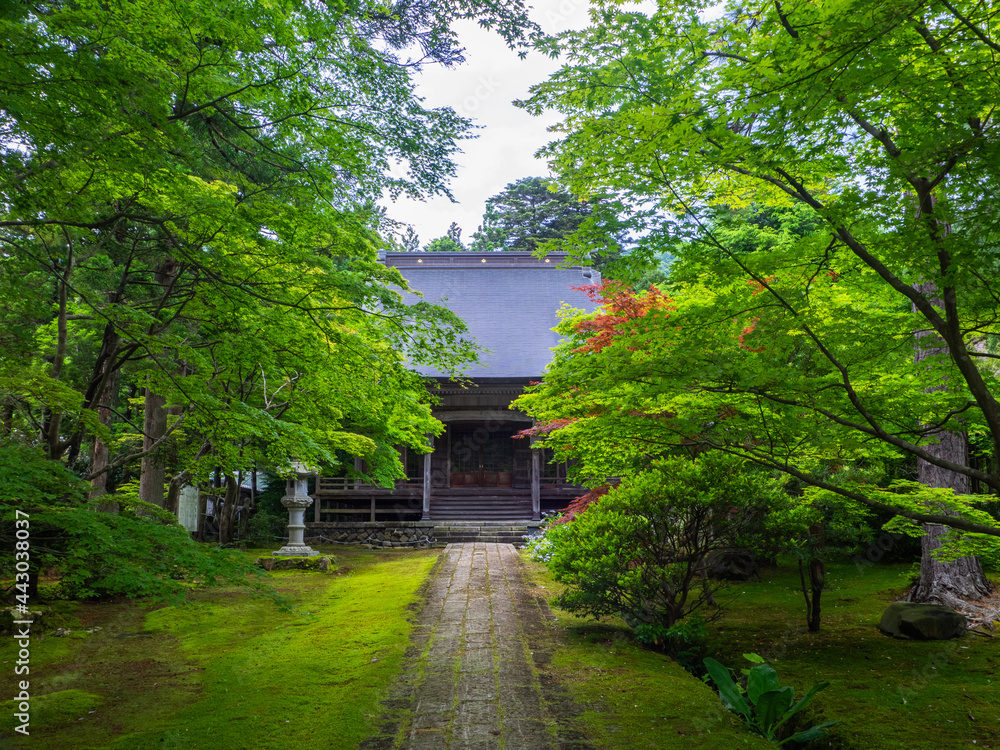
{"left": 540, "top": 476, "right": 573, "bottom": 485}
{"left": 315, "top": 497, "right": 423, "bottom": 522}
{"left": 318, "top": 477, "right": 422, "bottom": 492}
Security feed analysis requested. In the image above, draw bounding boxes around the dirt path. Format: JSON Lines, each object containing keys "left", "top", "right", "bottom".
{"left": 359, "top": 542, "right": 594, "bottom": 750}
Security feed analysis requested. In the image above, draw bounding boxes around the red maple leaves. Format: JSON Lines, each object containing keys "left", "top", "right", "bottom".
{"left": 572, "top": 281, "right": 674, "bottom": 353}
{"left": 548, "top": 484, "right": 612, "bottom": 525}
{"left": 514, "top": 419, "right": 577, "bottom": 439}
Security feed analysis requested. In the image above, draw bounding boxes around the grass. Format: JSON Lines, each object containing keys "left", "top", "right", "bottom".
{"left": 520, "top": 553, "right": 1000, "bottom": 749}
{"left": 6, "top": 542, "right": 998, "bottom": 750}
{"left": 0, "top": 545, "right": 439, "bottom": 750}
{"left": 519, "top": 555, "right": 774, "bottom": 750}
{"left": 705, "top": 560, "right": 1000, "bottom": 749}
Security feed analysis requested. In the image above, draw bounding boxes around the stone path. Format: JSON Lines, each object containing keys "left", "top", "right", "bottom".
{"left": 360, "top": 542, "right": 594, "bottom": 750}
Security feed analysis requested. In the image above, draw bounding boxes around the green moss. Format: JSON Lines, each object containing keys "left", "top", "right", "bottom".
{"left": 524, "top": 552, "right": 1000, "bottom": 749}
{"left": 254, "top": 555, "right": 338, "bottom": 572}
{"left": 126, "top": 549, "right": 437, "bottom": 748}
{"left": 0, "top": 546, "right": 439, "bottom": 750}
{"left": 705, "top": 561, "right": 1000, "bottom": 749}
{"left": 520, "top": 556, "right": 774, "bottom": 749}
{"left": 1, "top": 689, "right": 102, "bottom": 731}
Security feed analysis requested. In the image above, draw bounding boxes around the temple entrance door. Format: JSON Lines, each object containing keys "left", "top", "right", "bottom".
{"left": 449, "top": 423, "right": 518, "bottom": 488}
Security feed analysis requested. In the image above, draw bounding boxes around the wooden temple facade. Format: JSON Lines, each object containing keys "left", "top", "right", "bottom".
{"left": 309, "top": 251, "right": 599, "bottom": 528}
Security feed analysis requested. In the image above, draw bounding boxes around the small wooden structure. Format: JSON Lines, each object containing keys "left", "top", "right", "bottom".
{"left": 311, "top": 252, "right": 599, "bottom": 527}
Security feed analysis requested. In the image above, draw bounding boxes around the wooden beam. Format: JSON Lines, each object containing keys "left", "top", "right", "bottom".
{"left": 422, "top": 434, "right": 433, "bottom": 520}
{"left": 320, "top": 508, "right": 415, "bottom": 515}
{"left": 530, "top": 438, "right": 541, "bottom": 522}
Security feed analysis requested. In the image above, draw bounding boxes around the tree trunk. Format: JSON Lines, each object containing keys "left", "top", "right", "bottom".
{"left": 907, "top": 431, "right": 992, "bottom": 604}
{"left": 236, "top": 469, "right": 250, "bottom": 541}
{"left": 89, "top": 366, "right": 119, "bottom": 511}
{"left": 907, "top": 273, "right": 992, "bottom": 606}
{"left": 138, "top": 386, "right": 168, "bottom": 507}
{"left": 798, "top": 555, "right": 825, "bottom": 632}
{"left": 2, "top": 400, "right": 14, "bottom": 435}
{"left": 165, "top": 475, "right": 183, "bottom": 517}
{"left": 218, "top": 474, "right": 240, "bottom": 545}
{"left": 44, "top": 246, "right": 73, "bottom": 459}
{"left": 808, "top": 557, "right": 824, "bottom": 632}
{"left": 138, "top": 259, "right": 182, "bottom": 510}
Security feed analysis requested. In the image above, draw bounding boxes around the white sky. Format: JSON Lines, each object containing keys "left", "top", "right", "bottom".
{"left": 382, "top": 0, "right": 607, "bottom": 247}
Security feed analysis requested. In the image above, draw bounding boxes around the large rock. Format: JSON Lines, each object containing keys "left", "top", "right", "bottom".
{"left": 878, "top": 601, "right": 967, "bottom": 640}
{"left": 705, "top": 548, "right": 760, "bottom": 581}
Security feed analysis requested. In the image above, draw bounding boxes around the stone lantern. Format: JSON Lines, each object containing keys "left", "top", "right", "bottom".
{"left": 272, "top": 460, "right": 320, "bottom": 557}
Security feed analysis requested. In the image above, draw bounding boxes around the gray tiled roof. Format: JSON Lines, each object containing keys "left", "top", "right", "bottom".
{"left": 385, "top": 252, "right": 601, "bottom": 378}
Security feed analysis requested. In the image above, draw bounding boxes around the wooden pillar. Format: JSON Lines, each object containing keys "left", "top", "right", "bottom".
{"left": 530, "top": 437, "right": 541, "bottom": 522}
{"left": 422, "top": 434, "right": 433, "bottom": 520}
{"left": 314, "top": 477, "right": 321, "bottom": 523}
{"left": 370, "top": 496, "right": 376, "bottom": 523}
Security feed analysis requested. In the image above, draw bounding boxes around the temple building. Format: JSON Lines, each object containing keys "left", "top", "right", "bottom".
{"left": 308, "top": 251, "right": 599, "bottom": 541}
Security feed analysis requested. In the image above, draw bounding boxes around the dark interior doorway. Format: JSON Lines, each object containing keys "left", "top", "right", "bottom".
{"left": 449, "top": 423, "right": 522, "bottom": 487}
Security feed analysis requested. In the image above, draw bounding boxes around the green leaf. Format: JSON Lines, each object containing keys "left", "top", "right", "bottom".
{"left": 780, "top": 721, "right": 838, "bottom": 745}
{"left": 781, "top": 681, "right": 831, "bottom": 722}
{"left": 703, "top": 658, "right": 752, "bottom": 719}
{"left": 747, "top": 663, "right": 781, "bottom": 705}
{"left": 754, "top": 687, "right": 794, "bottom": 737}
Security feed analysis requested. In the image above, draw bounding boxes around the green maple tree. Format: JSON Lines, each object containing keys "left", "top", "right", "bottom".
{"left": 516, "top": 0, "right": 1000, "bottom": 604}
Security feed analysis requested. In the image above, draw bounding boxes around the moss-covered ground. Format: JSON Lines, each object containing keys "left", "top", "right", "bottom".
{"left": 520, "top": 556, "right": 774, "bottom": 750}
{"left": 705, "top": 561, "right": 1000, "bottom": 749}
{"left": 520, "top": 554, "right": 1000, "bottom": 749}
{"left": 4, "top": 545, "right": 999, "bottom": 749}
{"left": 0, "top": 546, "right": 438, "bottom": 750}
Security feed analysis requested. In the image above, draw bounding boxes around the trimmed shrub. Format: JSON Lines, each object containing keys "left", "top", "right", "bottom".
{"left": 537, "top": 452, "right": 791, "bottom": 648}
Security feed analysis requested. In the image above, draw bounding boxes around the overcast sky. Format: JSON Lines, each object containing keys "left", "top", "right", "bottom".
{"left": 382, "top": 0, "right": 607, "bottom": 248}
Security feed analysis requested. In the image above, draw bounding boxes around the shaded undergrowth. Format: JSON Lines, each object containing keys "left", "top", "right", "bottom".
{"left": 520, "top": 554, "right": 1000, "bottom": 749}
{"left": 0, "top": 546, "right": 439, "bottom": 750}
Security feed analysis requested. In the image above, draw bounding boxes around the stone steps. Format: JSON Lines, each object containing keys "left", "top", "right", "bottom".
{"left": 431, "top": 523, "right": 532, "bottom": 546}
{"left": 430, "top": 495, "right": 534, "bottom": 521}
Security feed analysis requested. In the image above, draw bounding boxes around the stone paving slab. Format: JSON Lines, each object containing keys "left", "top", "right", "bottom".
{"left": 359, "top": 542, "right": 594, "bottom": 750}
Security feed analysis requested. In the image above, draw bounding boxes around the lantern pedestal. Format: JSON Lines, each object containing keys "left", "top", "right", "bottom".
{"left": 273, "top": 463, "right": 319, "bottom": 558}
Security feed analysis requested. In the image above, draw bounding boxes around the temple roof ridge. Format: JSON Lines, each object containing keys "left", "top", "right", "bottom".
{"left": 381, "top": 251, "right": 600, "bottom": 378}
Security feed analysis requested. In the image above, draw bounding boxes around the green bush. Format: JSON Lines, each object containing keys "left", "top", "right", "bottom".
{"left": 635, "top": 613, "right": 708, "bottom": 674}
{"left": 245, "top": 509, "right": 286, "bottom": 546}
{"left": 0, "top": 443, "right": 274, "bottom": 603}
{"left": 538, "top": 452, "right": 792, "bottom": 647}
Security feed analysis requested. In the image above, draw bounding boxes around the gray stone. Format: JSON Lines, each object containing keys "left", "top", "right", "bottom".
{"left": 705, "top": 547, "right": 760, "bottom": 581}
{"left": 177, "top": 484, "right": 199, "bottom": 532}
{"left": 361, "top": 543, "right": 591, "bottom": 748}
{"left": 273, "top": 464, "right": 320, "bottom": 557}
{"left": 879, "top": 601, "right": 967, "bottom": 640}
